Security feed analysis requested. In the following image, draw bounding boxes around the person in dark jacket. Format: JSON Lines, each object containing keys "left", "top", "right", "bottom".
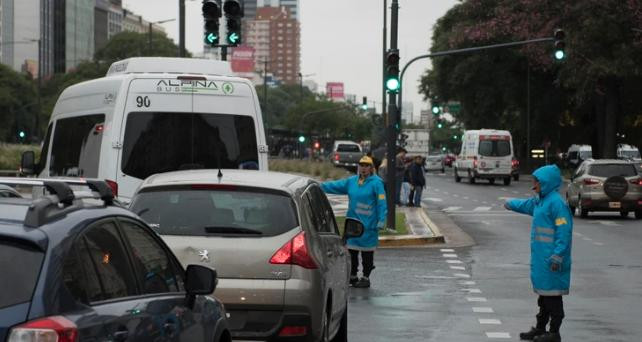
{"left": 504, "top": 165, "right": 573, "bottom": 342}
{"left": 409, "top": 156, "right": 426, "bottom": 207}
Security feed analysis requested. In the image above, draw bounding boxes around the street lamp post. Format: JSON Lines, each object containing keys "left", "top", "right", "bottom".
{"left": 149, "top": 18, "right": 176, "bottom": 55}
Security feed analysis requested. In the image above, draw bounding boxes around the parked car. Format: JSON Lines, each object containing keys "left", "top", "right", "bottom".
{"left": 425, "top": 155, "right": 445, "bottom": 173}
{"left": 566, "top": 159, "right": 642, "bottom": 219}
{"left": 130, "top": 169, "right": 365, "bottom": 342}
{"left": 332, "top": 140, "right": 362, "bottom": 170}
{"left": 0, "top": 184, "right": 22, "bottom": 198}
{"left": 0, "top": 178, "right": 230, "bottom": 342}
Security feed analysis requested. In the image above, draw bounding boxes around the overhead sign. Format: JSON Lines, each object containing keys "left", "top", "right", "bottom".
{"left": 326, "top": 82, "right": 345, "bottom": 100}
{"left": 230, "top": 45, "right": 255, "bottom": 74}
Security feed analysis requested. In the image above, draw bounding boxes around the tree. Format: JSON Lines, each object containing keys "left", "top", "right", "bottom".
{"left": 420, "top": 0, "right": 642, "bottom": 158}
{"left": 0, "top": 64, "right": 38, "bottom": 142}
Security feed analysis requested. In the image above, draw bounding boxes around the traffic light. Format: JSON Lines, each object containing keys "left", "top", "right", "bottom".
{"left": 554, "top": 28, "right": 565, "bottom": 60}
{"left": 224, "top": 0, "right": 243, "bottom": 45}
{"left": 431, "top": 96, "right": 441, "bottom": 115}
{"left": 385, "top": 49, "right": 400, "bottom": 93}
{"left": 18, "top": 130, "right": 26, "bottom": 140}
{"left": 361, "top": 96, "right": 368, "bottom": 110}
{"left": 437, "top": 121, "right": 443, "bottom": 129}
{"left": 313, "top": 141, "right": 320, "bottom": 149}
{"left": 298, "top": 135, "right": 306, "bottom": 143}
{"left": 202, "top": 0, "right": 221, "bottom": 46}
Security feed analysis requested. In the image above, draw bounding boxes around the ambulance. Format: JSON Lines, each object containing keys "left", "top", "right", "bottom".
{"left": 22, "top": 57, "right": 268, "bottom": 201}
{"left": 454, "top": 129, "right": 514, "bottom": 185}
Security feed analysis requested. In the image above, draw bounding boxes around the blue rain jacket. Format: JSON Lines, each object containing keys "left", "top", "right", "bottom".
{"left": 321, "top": 175, "right": 387, "bottom": 250}
{"left": 506, "top": 165, "right": 573, "bottom": 296}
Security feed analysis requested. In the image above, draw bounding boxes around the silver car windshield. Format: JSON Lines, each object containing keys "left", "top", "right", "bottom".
{"left": 131, "top": 188, "right": 299, "bottom": 237}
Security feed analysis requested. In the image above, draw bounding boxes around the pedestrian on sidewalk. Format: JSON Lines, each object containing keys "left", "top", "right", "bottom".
{"left": 395, "top": 148, "right": 407, "bottom": 205}
{"left": 409, "top": 156, "right": 426, "bottom": 207}
{"left": 504, "top": 164, "right": 573, "bottom": 342}
{"left": 321, "top": 155, "right": 387, "bottom": 289}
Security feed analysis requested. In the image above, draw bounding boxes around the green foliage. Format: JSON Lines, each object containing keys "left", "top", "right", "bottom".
{"left": 268, "top": 159, "right": 350, "bottom": 180}
{"left": 429, "top": 119, "right": 464, "bottom": 153}
{"left": 0, "top": 65, "right": 39, "bottom": 142}
{"left": 420, "top": 0, "right": 642, "bottom": 157}
{"left": 0, "top": 143, "right": 40, "bottom": 170}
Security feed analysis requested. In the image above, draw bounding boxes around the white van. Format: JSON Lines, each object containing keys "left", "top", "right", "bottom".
{"left": 454, "top": 129, "right": 514, "bottom": 185}
{"left": 566, "top": 144, "right": 592, "bottom": 168}
{"left": 616, "top": 144, "right": 641, "bottom": 162}
{"left": 27, "top": 57, "right": 268, "bottom": 201}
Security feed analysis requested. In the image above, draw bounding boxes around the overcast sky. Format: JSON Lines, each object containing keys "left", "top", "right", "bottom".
{"left": 122, "top": 0, "right": 459, "bottom": 120}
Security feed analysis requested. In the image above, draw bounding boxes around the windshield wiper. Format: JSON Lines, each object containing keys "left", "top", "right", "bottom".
{"left": 204, "top": 226, "right": 263, "bottom": 235}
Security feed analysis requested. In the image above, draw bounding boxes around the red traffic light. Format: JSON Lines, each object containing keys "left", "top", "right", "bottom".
{"left": 313, "top": 142, "right": 320, "bottom": 149}
{"left": 554, "top": 29, "right": 565, "bottom": 40}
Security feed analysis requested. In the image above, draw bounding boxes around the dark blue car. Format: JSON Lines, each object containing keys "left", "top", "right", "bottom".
{"left": 0, "top": 179, "right": 230, "bottom": 342}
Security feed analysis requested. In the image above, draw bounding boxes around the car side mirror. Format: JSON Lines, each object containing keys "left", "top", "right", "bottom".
{"left": 185, "top": 265, "right": 218, "bottom": 295}
{"left": 21, "top": 151, "right": 35, "bottom": 176}
{"left": 343, "top": 218, "right": 365, "bottom": 242}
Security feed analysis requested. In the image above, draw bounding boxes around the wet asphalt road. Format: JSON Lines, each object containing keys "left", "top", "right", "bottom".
{"left": 347, "top": 169, "right": 642, "bottom": 342}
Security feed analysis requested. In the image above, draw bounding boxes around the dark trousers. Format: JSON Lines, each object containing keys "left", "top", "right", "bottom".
{"left": 536, "top": 296, "right": 565, "bottom": 333}
{"left": 349, "top": 249, "right": 374, "bottom": 278}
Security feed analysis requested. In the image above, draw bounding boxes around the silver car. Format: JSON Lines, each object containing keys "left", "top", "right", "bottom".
{"left": 130, "top": 170, "right": 362, "bottom": 342}
{"left": 566, "top": 159, "right": 642, "bottom": 219}
{"left": 425, "top": 155, "right": 445, "bottom": 173}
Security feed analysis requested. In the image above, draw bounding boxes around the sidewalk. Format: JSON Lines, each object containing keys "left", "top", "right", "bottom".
{"left": 378, "top": 207, "right": 445, "bottom": 248}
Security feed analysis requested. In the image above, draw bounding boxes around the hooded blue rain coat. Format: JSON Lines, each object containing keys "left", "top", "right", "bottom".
{"left": 321, "top": 175, "right": 387, "bottom": 251}
{"left": 507, "top": 165, "right": 573, "bottom": 296}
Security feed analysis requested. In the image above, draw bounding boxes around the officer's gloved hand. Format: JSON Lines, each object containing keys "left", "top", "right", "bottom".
{"left": 377, "top": 221, "right": 385, "bottom": 230}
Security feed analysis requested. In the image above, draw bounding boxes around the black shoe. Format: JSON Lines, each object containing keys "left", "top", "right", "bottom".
{"left": 353, "top": 277, "right": 370, "bottom": 288}
{"left": 349, "top": 276, "right": 358, "bottom": 287}
{"left": 534, "top": 332, "right": 561, "bottom": 342}
{"left": 520, "top": 327, "right": 545, "bottom": 340}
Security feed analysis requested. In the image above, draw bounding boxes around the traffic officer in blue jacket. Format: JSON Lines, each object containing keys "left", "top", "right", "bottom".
{"left": 321, "top": 155, "right": 387, "bottom": 288}
{"left": 505, "top": 165, "right": 573, "bottom": 342}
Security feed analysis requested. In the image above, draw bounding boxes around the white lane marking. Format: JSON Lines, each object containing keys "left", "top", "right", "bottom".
{"left": 425, "top": 198, "right": 443, "bottom": 202}
{"left": 511, "top": 191, "right": 519, "bottom": 194}
{"left": 446, "top": 259, "right": 463, "bottom": 264}
{"left": 482, "top": 201, "right": 489, "bottom": 204}
{"left": 582, "top": 237, "right": 593, "bottom": 241}
{"left": 598, "top": 220, "right": 622, "bottom": 227}
{"left": 454, "top": 273, "right": 470, "bottom": 278}
{"left": 573, "top": 232, "right": 583, "bottom": 237}
{"left": 500, "top": 188, "right": 508, "bottom": 191}
{"left": 498, "top": 197, "right": 511, "bottom": 201}
{"left": 466, "top": 297, "right": 487, "bottom": 302}
{"left": 473, "top": 307, "right": 494, "bottom": 313}
{"left": 450, "top": 266, "right": 466, "bottom": 270}
{"left": 443, "top": 206, "right": 462, "bottom": 212}
{"left": 453, "top": 194, "right": 460, "bottom": 197}
{"left": 415, "top": 275, "right": 456, "bottom": 279}
{"left": 462, "top": 288, "right": 482, "bottom": 293}
{"left": 481, "top": 221, "right": 491, "bottom": 225}
{"left": 442, "top": 253, "right": 458, "bottom": 258}
{"left": 473, "top": 206, "right": 492, "bottom": 211}
{"left": 486, "top": 332, "right": 511, "bottom": 338}
{"left": 479, "top": 319, "right": 502, "bottom": 325}
{"left": 593, "top": 242, "right": 604, "bottom": 246}
{"left": 441, "top": 249, "right": 455, "bottom": 252}
{"left": 463, "top": 196, "right": 470, "bottom": 200}
{"left": 460, "top": 281, "right": 476, "bottom": 285}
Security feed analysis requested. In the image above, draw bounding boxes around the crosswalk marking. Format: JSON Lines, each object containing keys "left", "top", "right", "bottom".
{"left": 473, "top": 307, "right": 494, "bottom": 313}
{"left": 425, "top": 198, "right": 443, "bottom": 202}
{"left": 446, "top": 259, "right": 463, "bottom": 264}
{"left": 450, "top": 266, "right": 466, "bottom": 270}
{"left": 479, "top": 319, "right": 502, "bottom": 325}
{"left": 443, "top": 253, "right": 458, "bottom": 258}
{"left": 441, "top": 249, "right": 455, "bottom": 252}
{"left": 466, "top": 297, "right": 487, "bottom": 302}
{"left": 473, "top": 206, "right": 492, "bottom": 211}
{"left": 462, "top": 288, "right": 482, "bottom": 293}
{"left": 443, "top": 206, "right": 462, "bottom": 212}
{"left": 486, "top": 332, "right": 511, "bottom": 339}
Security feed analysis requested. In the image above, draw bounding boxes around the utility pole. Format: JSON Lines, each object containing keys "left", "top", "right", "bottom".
{"left": 179, "top": 0, "right": 186, "bottom": 57}
{"left": 382, "top": 0, "right": 387, "bottom": 127}
{"left": 385, "top": 0, "right": 399, "bottom": 230}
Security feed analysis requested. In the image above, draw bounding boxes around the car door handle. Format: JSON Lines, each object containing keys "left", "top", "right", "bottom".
{"left": 113, "top": 329, "right": 129, "bottom": 341}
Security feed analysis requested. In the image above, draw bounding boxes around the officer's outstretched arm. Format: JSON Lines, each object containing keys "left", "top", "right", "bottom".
{"left": 505, "top": 198, "right": 536, "bottom": 216}
{"left": 320, "top": 177, "right": 351, "bottom": 195}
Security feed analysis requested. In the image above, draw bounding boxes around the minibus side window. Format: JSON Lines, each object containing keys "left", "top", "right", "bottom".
{"left": 49, "top": 114, "right": 105, "bottom": 178}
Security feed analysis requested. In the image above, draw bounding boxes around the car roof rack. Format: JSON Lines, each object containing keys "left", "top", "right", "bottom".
{"left": 0, "top": 178, "right": 116, "bottom": 228}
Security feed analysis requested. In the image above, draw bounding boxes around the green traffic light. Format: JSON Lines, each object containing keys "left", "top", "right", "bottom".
{"left": 437, "top": 123, "right": 443, "bottom": 129}
{"left": 432, "top": 106, "right": 440, "bottom": 115}
{"left": 18, "top": 131, "right": 25, "bottom": 139}
{"left": 228, "top": 32, "right": 240, "bottom": 44}
{"left": 205, "top": 32, "right": 218, "bottom": 44}
{"left": 554, "top": 50, "right": 565, "bottom": 60}
{"left": 386, "top": 78, "right": 400, "bottom": 92}
{"left": 360, "top": 104, "right": 368, "bottom": 110}
{"left": 453, "top": 135, "right": 458, "bottom": 140}
{"left": 298, "top": 136, "right": 305, "bottom": 143}
{"left": 442, "top": 147, "right": 446, "bottom": 152}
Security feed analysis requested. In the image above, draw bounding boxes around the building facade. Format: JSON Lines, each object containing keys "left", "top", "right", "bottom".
{"left": 248, "top": 6, "right": 299, "bottom": 84}
{"left": 64, "top": 0, "right": 95, "bottom": 71}
{"left": 1, "top": 0, "right": 40, "bottom": 77}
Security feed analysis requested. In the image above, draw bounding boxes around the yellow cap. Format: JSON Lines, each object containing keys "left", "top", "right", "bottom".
{"left": 359, "top": 156, "right": 374, "bottom": 165}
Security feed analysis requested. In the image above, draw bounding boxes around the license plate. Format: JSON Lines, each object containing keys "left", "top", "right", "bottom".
{"left": 609, "top": 202, "right": 621, "bottom": 208}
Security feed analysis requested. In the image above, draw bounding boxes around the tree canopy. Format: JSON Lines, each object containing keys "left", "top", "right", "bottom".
{"left": 420, "top": 0, "right": 642, "bottom": 158}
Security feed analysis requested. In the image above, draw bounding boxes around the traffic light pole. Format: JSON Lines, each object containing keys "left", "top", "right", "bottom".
{"left": 179, "top": 0, "right": 186, "bottom": 57}
{"left": 213, "top": 44, "right": 238, "bottom": 61}
{"left": 385, "top": 0, "right": 399, "bottom": 230}
{"left": 396, "top": 37, "right": 555, "bottom": 115}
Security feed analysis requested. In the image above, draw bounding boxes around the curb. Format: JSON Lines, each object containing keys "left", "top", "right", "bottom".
{"left": 378, "top": 208, "right": 445, "bottom": 248}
